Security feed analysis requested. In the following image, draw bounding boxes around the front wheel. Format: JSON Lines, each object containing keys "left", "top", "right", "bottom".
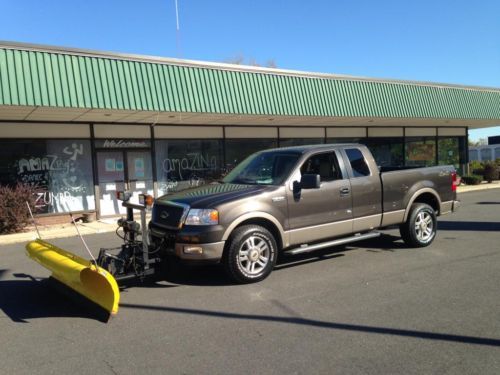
{"left": 223, "top": 225, "right": 277, "bottom": 284}
{"left": 400, "top": 203, "right": 437, "bottom": 247}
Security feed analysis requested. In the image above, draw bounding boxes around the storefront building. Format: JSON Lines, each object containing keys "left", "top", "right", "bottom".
{"left": 1, "top": 41, "right": 500, "bottom": 218}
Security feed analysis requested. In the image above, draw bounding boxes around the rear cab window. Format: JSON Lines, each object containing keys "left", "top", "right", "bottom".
{"left": 345, "top": 148, "right": 371, "bottom": 177}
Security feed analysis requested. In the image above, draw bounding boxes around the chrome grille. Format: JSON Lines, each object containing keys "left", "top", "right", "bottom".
{"left": 152, "top": 202, "right": 189, "bottom": 229}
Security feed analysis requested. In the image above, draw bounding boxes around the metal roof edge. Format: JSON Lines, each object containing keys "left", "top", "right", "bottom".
{"left": 1, "top": 40, "right": 500, "bottom": 93}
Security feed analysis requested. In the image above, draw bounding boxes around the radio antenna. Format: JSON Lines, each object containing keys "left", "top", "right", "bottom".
{"left": 174, "top": 0, "right": 182, "bottom": 58}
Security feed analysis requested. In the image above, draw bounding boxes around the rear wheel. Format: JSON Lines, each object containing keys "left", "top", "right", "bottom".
{"left": 400, "top": 203, "right": 437, "bottom": 247}
{"left": 223, "top": 225, "right": 277, "bottom": 284}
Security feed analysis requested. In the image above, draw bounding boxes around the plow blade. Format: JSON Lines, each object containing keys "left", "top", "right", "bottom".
{"left": 25, "top": 239, "right": 120, "bottom": 319}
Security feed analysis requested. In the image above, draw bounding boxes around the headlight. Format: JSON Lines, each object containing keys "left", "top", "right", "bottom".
{"left": 184, "top": 209, "right": 219, "bottom": 225}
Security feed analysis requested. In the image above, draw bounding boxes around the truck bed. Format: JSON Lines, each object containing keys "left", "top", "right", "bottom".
{"left": 380, "top": 165, "right": 456, "bottom": 214}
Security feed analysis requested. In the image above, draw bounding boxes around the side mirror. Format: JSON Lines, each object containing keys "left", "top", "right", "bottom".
{"left": 299, "top": 174, "right": 321, "bottom": 189}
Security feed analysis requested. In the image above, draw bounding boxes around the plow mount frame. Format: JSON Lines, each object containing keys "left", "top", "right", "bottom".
{"left": 97, "top": 195, "right": 158, "bottom": 283}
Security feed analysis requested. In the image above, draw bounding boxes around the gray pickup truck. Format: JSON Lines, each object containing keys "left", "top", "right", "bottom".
{"left": 149, "top": 144, "right": 459, "bottom": 283}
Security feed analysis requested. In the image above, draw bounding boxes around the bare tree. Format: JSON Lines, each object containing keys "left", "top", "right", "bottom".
{"left": 469, "top": 138, "right": 488, "bottom": 146}
{"left": 224, "top": 55, "right": 277, "bottom": 68}
{"left": 265, "top": 59, "right": 277, "bottom": 68}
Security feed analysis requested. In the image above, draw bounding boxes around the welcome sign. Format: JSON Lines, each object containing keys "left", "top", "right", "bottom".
{"left": 95, "top": 139, "right": 150, "bottom": 148}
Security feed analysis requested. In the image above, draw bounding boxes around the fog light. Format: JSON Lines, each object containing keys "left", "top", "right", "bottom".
{"left": 183, "top": 246, "right": 203, "bottom": 254}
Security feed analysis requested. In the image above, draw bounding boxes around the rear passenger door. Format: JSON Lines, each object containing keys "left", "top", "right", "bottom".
{"left": 341, "top": 147, "right": 382, "bottom": 232}
{"left": 286, "top": 151, "right": 353, "bottom": 245}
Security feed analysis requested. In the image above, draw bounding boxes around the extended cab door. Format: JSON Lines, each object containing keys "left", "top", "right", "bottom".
{"left": 340, "top": 147, "right": 382, "bottom": 232}
{"left": 286, "top": 150, "right": 353, "bottom": 245}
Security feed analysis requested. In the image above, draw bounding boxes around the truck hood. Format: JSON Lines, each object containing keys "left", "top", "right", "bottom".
{"left": 155, "top": 183, "right": 277, "bottom": 208}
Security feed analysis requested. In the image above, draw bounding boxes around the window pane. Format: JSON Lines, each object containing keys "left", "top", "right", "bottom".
{"left": 438, "top": 137, "right": 459, "bottom": 168}
{"left": 0, "top": 140, "right": 95, "bottom": 214}
{"left": 327, "top": 138, "right": 364, "bottom": 144}
{"left": 345, "top": 148, "right": 370, "bottom": 177}
{"left": 224, "top": 139, "right": 278, "bottom": 172}
{"left": 300, "top": 152, "right": 342, "bottom": 181}
{"left": 362, "top": 138, "right": 403, "bottom": 167}
{"left": 279, "top": 138, "right": 324, "bottom": 147}
{"left": 155, "top": 139, "right": 223, "bottom": 195}
{"left": 405, "top": 137, "right": 436, "bottom": 167}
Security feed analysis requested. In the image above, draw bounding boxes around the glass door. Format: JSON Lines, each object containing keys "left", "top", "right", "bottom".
{"left": 96, "top": 150, "right": 154, "bottom": 216}
{"left": 126, "top": 151, "right": 154, "bottom": 203}
{"left": 96, "top": 151, "right": 126, "bottom": 216}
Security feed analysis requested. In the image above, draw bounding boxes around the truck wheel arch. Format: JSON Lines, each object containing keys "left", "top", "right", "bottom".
{"left": 403, "top": 188, "right": 441, "bottom": 221}
{"left": 221, "top": 213, "right": 286, "bottom": 250}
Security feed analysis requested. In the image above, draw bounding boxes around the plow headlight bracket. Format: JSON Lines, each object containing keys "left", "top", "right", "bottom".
{"left": 116, "top": 191, "right": 132, "bottom": 202}
{"left": 139, "top": 194, "right": 154, "bottom": 207}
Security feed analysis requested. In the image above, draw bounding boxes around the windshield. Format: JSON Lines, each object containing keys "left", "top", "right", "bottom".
{"left": 223, "top": 151, "right": 300, "bottom": 185}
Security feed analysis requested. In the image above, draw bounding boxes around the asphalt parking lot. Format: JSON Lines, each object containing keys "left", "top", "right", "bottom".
{"left": 1, "top": 189, "right": 499, "bottom": 374}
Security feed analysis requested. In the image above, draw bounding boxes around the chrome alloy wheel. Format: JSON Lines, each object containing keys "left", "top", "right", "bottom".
{"left": 237, "top": 235, "right": 270, "bottom": 275}
{"left": 415, "top": 211, "right": 434, "bottom": 242}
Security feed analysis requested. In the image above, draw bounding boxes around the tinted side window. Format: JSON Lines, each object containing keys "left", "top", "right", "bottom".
{"left": 345, "top": 148, "right": 370, "bottom": 177}
{"left": 300, "top": 152, "right": 342, "bottom": 181}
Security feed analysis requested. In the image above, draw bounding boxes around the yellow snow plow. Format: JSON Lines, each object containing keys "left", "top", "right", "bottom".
{"left": 25, "top": 239, "right": 120, "bottom": 317}
{"left": 23, "top": 192, "right": 158, "bottom": 321}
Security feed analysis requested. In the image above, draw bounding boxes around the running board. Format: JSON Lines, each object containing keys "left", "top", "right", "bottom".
{"left": 284, "top": 232, "right": 381, "bottom": 255}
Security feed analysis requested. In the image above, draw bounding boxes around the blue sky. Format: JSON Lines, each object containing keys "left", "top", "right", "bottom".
{"left": 1, "top": 0, "right": 499, "bottom": 140}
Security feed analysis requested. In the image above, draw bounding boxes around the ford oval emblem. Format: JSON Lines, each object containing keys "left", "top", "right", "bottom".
{"left": 160, "top": 211, "right": 169, "bottom": 219}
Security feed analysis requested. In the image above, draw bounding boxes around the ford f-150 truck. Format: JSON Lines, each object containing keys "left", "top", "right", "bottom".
{"left": 149, "top": 144, "right": 460, "bottom": 283}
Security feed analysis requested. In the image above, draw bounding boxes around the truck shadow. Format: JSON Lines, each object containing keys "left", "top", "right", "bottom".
{"left": 438, "top": 221, "right": 500, "bottom": 231}
{"left": 161, "top": 234, "right": 414, "bottom": 286}
{"left": 161, "top": 249, "right": 348, "bottom": 287}
{"left": 276, "top": 249, "right": 345, "bottom": 270}
{"left": 161, "top": 263, "right": 230, "bottom": 286}
{"left": 355, "top": 233, "right": 408, "bottom": 252}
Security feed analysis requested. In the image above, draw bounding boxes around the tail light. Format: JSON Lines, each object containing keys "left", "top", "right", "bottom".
{"left": 451, "top": 171, "right": 459, "bottom": 191}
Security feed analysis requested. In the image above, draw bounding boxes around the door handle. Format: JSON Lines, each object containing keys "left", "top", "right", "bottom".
{"left": 340, "top": 187, "right": 350, "bottom": 196}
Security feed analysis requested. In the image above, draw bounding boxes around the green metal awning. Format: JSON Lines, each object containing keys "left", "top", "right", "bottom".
{"left": 1, "top": 41, "right": 499, "bottom": 124}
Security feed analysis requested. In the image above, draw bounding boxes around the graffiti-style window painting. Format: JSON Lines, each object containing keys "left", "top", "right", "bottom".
{"left": 155, "top": 139, "right": 223, "bottom": 196}
{"left": 0, "top": 140, "right": 95, "bottom": 213}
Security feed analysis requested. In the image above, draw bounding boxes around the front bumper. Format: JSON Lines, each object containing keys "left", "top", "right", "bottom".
{"left": 174, "top": 241, "right": 225, "bottom": 261}
{"left": 149, "top": 223, "right": 226, "bottom": 261}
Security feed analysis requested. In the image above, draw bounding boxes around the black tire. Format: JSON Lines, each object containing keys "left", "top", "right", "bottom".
{"left": 223, "top": 225, "right": 278, "bottom": 284}
{"left": 400, "top": 203, "right": 437, "bottom": 247}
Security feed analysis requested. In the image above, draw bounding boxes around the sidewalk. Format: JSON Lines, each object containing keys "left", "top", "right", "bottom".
{"left": 457, "top": 180, "right": 500, "bottom": 193}
{"left": 0, "top": 219, "right": 119, "bottom": 245}
{"left": 1, "top": 181, "right": 499, "bottom": 245}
